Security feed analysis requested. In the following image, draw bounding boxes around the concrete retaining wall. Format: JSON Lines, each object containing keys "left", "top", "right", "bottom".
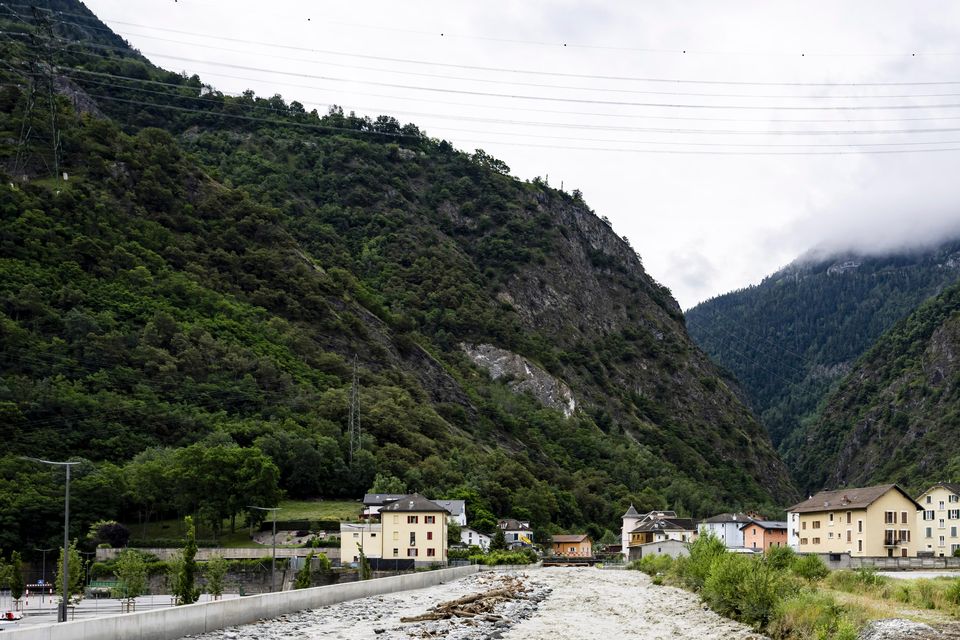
{"left": 806, "top": 553, "right": 960, "bottom": 571}
{"left": 95, "top": 547, "right": 340, "bottom": 562}
{"left": 5, "top": 565, "right": 479, "bottom": 640}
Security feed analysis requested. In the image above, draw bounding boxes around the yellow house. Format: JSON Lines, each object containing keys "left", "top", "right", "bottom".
{"left": 788, "top": 484, "right": 922, "bottom": 558}
{"left": 915, "top": 482, "right": 960, "bottom": 557}
{"left": 379, "top": 494, "right": 449, "bottom": 566}
{"left": 339, "top": 522, "right": 382, "bottom": 564}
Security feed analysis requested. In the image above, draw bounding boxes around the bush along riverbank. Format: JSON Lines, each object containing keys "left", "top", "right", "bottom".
{"left": 628, "top": 536, "right": 960, "bottom": 640}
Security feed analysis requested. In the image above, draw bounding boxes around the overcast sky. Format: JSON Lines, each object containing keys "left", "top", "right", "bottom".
{"left": 82, "top": 0, "right": 960, "bottom": 308}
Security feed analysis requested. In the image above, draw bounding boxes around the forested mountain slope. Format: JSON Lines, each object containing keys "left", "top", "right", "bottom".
{"left": 686, "top": 244, "right": 960, "bottom": 460}
{"left": 0, "top": 1, "right": 794, "bottom": 551}
{"left": 789, "top": 281, "right": 960, "bottom": 494}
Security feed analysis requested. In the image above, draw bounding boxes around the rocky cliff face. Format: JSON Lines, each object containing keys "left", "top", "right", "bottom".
{"left": 789, "top": 282, "right": 960, "bottom": 494}
{"left": 462, "top": 343, "right": 576, "bottom": 417}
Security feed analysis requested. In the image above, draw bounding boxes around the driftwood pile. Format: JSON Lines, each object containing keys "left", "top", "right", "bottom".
{"left": 400, "top": 576, "right": 528, "bottom": 624}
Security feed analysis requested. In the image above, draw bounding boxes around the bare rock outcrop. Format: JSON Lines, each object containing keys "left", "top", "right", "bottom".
{"left": 462, "top": 343, "right": 576, "bottom": 417}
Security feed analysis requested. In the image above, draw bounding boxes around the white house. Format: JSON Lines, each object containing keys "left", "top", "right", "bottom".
{"left": 434, "top": 500, "right": 468, "bottom": 527}
{"left": 497, "top": 519, "right": 533, "bottom": 547}
{"left": 622, "top": 507, "right": 696, "bottom": 561}
{"left": 460, "top": 527, "right": 491, "bottom": 551}
{"left": 339, "top": 522, "right": 382, "bottom": 564}
{"left": 698, "top": 513, "right": 754, "bottom": 549}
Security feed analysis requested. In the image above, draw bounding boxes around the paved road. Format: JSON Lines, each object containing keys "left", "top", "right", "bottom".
{"left": 6, "top": 593, "right": 240, "bottom": 628}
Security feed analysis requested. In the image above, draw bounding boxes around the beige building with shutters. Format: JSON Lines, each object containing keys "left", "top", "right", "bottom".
{"left": 787, "top": 484, "right": 922, "bottom": 558}
{"left": 379, "top": 494, "right": 449, "bottom": 566}
{"left": 916, "top": 483, "right": 960, "bottom": 557}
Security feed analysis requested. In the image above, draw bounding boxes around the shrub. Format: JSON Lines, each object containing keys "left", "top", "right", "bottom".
{"left": 468, "top": 550, "right": 532, "bottom": 566}
{"left": 627, "top": 554, "right": 674, "bottom": 576}
{"left": 765, "top": 545, "right": 796, "bottom": 572}
{"left": 945, "top": 579, "right": 960, "bottom": 606}
{"left": 791, "top": 554, "right": 829, "bottom": 581}
{"left": 915, "top": 579, "right": 936, "bottom": 609}
{"left": 768, "top": 591, "right": 845, "bottom": 640}
{"left": 824, "top": 568, "right": 887, "bottom": 594}
{"left": 740, "top": 560, "right": 799, "bottom": 630}
{"left": 674, "top": 534, "right": 726, "bottom": 591}
{"left": 702, "top": 553, "right": 752, "bottom": 618}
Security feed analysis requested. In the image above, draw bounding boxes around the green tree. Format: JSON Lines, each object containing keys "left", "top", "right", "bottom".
{"left": 357, "top": 544, "right": 371, "bottom": 581}
{"left": 113, "top": 549, "right": 147, "bottom": 600}
{"left": 294, "top": 552, "right": 314, "bottom": 589}
{"left": 9, "top": 551, "right": 25, "bottom": 601}
{"left": 490, "top": 529, "right": 508, "bottom": 551}
{"left": 55, "top": 541, "right": 84, "bottom": 604}
{"left": 447, "top": 522, "right": 462, "bottom": 546}
{"left": 173, "top": 516, "right": 200, "bottom": 605}
{"left": 204, "top": 555, "right": 228, "bottom": 599}
{"left": 369, "top": 473, "right": 407, "bottom": 494}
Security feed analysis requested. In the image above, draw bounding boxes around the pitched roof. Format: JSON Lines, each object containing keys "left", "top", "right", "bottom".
{"left": 433, "top": 499, "right": 466, "bottom": 516}
{"left": 623, "top": 504, "right": 640, "bottom": 518}
{"left": 741, "top": 520, "right": 787, "bottom": 531}
{"left": 917, "top": 482, "right": 960, "bottom": 499}
{"left": 552, "top": 534, "right": 591, "bottom": 543}
{"left": 702, "top": 512, "right": 755, "bottom": 524}
{"left": 379, "top": 494, "right": 449, "bottom": 513}
{"left": 787, "top": 484, "right": 922, "bottom": 513}
{"left": 498, "top": 518, "right": 531, "bottom": 531}
{"left": 362, "top": 493, "right": 406, "bottom": 506}
{"left": 631, "top": 518, "right": 696, "bottom": 533}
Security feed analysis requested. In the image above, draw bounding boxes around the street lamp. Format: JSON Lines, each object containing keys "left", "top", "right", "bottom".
{"left": 248, "top": 506, "right": 280, "bottom": 592}
{"left": 22, "top": 458, "right": 80, "bottom": 623}
{"left": 33, "top": 548, "right": 53, "bottom": 604}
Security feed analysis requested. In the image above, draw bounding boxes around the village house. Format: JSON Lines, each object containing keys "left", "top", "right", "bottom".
{"left": 551, "top": 534, "right": 593, "bottom": 557}
{"left": 498, "top": 518, "right": 533, "bottom": 548}
{"left": 698, "top": 513, "right": 755, "bottom": 549}
{"left": 379, "top": 494, "right": 449, "bottom": 566}
{"left": 339, "top": 522, "right": 382, "bottom": 564}
{"left": 621, "top": 506, "right": 697, "bottom": 562}
{"left": 361, "top": 493, "right": 406, "bottom": 519}
{"left": 460, "top": 527, "right": 492, "bottom": 551}
{"left": 433, "top": 499, "right": 468, "bottom": 527}
{"left": 630, "top": 539, "right": 689, "bottom": 560}
{"left": 740, "top": 520, "right": 787, "bottom": 551}
{"left": 915, "top": 482, "right": 960, "bottom": 557}
{"left": 787, "top": 484, "right": 922, "bottom": 558}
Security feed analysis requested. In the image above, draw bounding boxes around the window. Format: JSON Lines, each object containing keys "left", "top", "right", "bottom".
{"left": 884, "top": 511, "right": 896, "bottom": 524}
{"left": 407, "top": 516, "right": 419, "bottom": 524}
{"left": 802, "top": 521, "right": 807, "bottom": 530}
{"left": 901, "top": 512, "right": 908, "bottom": 524}
{"left": 847, "top": 530, "right": 852, "bottom": 543}
{"left": 924, "top": 510, "right": 935, "bottom": 521}
{"left": 812, "top": 520, "right": 821, "bottom": 529}
{"left": 952, "top": 526, "right": 958, "bottom": 537}
{"left": 858, "top": 520, "right": 863, "bottom": 533}
{"left": 940, "top": 536, "right": 946, "bottom": 546}
{"left": 393, "top": 548, "right": 398, "bottom": 557}
{"left": 812, "top": 537, "right": 821, "bottom": 544}
{"left": 427, "top": 548, "right": 436, "bottom": 557}
{"left": 900, "top": 530, "right": 911, "bottom": 543}
{"left": 425, "top": 516, "right": 435, "bottom": 524}
{"left": 427, "top": 531, "right": 433, "bottom": 541}
{"left": 409, "top": 532, "right": 416, "bottom": 546}
{"left": 407, "top": 548, "right": 418, "bottom": 557}
{"left": 353, "top": 533, "right": 359, "bottom": 538}
{"left": 940, "top": 501, "right": 946, "bottom": 510}
{"left": 950, "top": 495, "right": 959, "bottom": 503}
{"left": 800, "top": 538, "right": 809, "bottom": 545}
{"left": 846, "top": 511, "right": 852, "bottom": 524}
{"left": 926, "top": 527, "right": 933, "bottom": 538}
{"left": 393, "top": 531, "right": 399, "bottom": 541}
{"left": 953, "top": 544, "right": 960, "bottom": 554}
{"left": 858, "top": 540, "right": 863, "bottom": 552}
{"left": 927, "top": 495, "right": 933, "bottom": 504}
{"left": 950, "top": 510, "right": 960, "bottom": 520}
{"left": 829, "top": 513, "right": 834, "bottom": 524}
{"left": 940, "top": 519, "right": 946, "bottom": 529}
{"left": 394, "top": 515, "right": 399, "bottom": 524}
{"left": 828, "top": 532, "right": 834, "bottom": 539}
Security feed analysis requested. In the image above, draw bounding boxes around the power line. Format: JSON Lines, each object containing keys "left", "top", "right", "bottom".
{"left": 11, "top": 5, "right": 960, "bottom": 87}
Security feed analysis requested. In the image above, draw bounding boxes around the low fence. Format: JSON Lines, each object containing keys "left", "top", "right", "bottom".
{"left": 95, "top": 547, "right": 339, "bottom": 562}
{"left": 4, "top": 564, "right": 480, "bottom": 640}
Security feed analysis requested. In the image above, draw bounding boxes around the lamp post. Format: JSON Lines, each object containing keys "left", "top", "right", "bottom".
{"left": 22, "top": 458, "right": 80, "bottom": 623}
{"left": 248, "top": 506, "right": 280, "bottom": 592}
{"left": 33, "top": 548, "right": 53, "bottom": 604}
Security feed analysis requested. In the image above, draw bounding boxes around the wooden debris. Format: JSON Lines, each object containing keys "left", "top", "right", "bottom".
{"left": 400, "top": 576, "right": 527, "bottom": 624}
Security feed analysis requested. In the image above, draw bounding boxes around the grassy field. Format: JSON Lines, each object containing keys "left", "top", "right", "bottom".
{"left": 123, "top": 499, "right": 360, "bottom": 547}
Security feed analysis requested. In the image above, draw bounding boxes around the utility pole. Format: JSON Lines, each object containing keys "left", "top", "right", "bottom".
{"left": 22, "top": 458, "right": 80, "bottom": 622}
{"left": 248, "top": 506, "right": 280, "bottom": 592}
{"left": 348, "top": 355, "right": 361, "bottom": 463}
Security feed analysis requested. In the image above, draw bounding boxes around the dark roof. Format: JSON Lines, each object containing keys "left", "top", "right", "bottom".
{"left": 622, "top": 504, "right": 640, "bottom": 518}
{"left": 362, "top": 493, "right": 406, "bottom": 506}
{"left": 379, "top": 494, "right": 449, "bottom": 513}
{"left": 433, "top": 500, "right": 466, "bottom": 516}
{"left": 702, "top": 512, "right": 754, "bottom": 524}
{"left": 631, "top": 518, "right": 696, "bottom": 533}
{"left": 552, "top": 534, "right": 591, "bottom": 543}
{"left": 498, "top": 519, "right": 531, "bottom": 531}
{"left": 918, "top": 483, "right": 960, "bottom": 498}
{"left": 741, "top": 520, "right": 787, "bottom": 531}
{"left": 787, "top": 484, "right": 923, "bottom": 513}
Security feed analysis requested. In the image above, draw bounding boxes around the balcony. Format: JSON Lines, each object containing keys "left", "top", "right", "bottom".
{"left": 883, "top": 536, "right": 906, "bottom": 547}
